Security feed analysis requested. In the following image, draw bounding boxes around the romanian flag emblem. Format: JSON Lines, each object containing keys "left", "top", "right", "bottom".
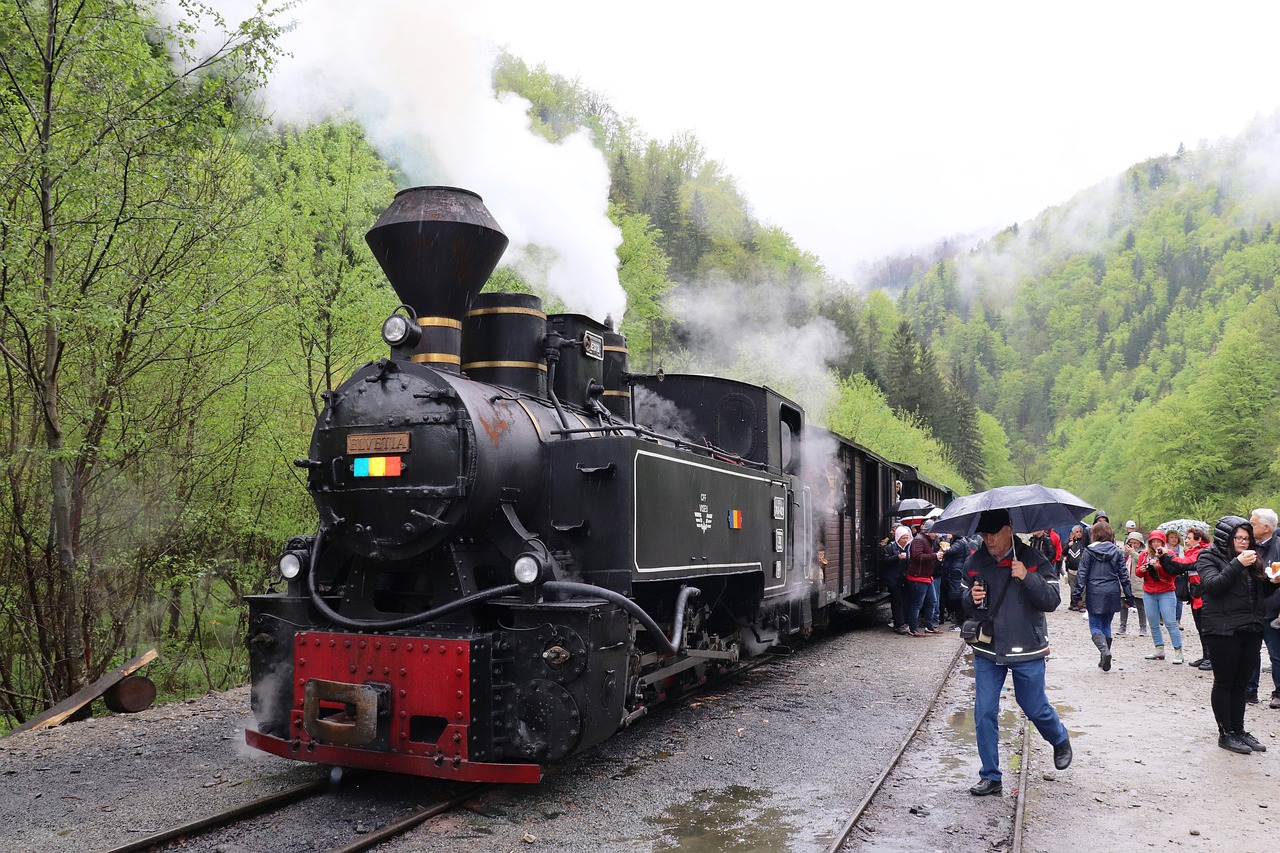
{"left": 353, "top": 456, "right": 403, "bottom": 478}
{"left": 727, "top": 509, "right": 743, "bottom": 529}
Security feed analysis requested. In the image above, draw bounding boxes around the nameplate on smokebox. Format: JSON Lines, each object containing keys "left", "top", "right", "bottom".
{"left": 347, "top": 432, "right": 411, "bottom": 455}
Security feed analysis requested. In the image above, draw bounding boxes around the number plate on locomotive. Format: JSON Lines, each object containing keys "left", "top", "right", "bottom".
{"left": 347, "top": 432, "right": 411, "bottom": 454}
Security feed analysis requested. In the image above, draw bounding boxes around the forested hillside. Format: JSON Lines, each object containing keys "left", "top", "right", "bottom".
{"left": 491, "top": 55, "right": 984, "bottom": 490}
{"left": 897, "top": 121, "right": 1280, "bottom": 524}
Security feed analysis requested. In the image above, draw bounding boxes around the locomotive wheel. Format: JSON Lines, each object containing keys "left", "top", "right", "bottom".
{"left": 512, "top": 678, "right": 581, "bottom": 762}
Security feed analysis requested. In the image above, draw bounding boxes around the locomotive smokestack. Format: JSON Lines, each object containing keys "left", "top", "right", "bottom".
{"left": 365, "top": 186, "right": 509, "bottom": 370}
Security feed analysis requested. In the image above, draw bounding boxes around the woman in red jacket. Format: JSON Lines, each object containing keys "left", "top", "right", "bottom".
{"left": 1163, "top": 526, "right": 1211, "bottom": 668}
{"left": 1136, "top": 530, "right": 1183, "bottom": 663}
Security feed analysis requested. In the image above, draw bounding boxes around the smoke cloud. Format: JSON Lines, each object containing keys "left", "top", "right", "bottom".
{"left": 667, "top": 272, "right": 848, "bottom": 421}
{"left": 174, "top": 1, "right": 625, "bottom": 321}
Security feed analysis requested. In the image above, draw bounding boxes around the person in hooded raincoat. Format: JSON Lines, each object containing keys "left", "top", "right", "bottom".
{"left": 1197, "top": 516, "right": 1270, "bottom": 754}
{"left": 1074, "top": 519, "right": 1134, "bottom": 672}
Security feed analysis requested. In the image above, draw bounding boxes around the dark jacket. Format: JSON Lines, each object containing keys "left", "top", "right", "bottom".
{"left": 880, "top": 540, "right": 908, "bottom": 587}
{"left": 941, "top": 537, "right": 974, "bottom": 598}
{"left": 907, "top": 532, "right": 937, "bottom": 582}
{"left": 1075, "top": 541, "right": 1132, "bottom": 616}
{"left": 1197, "top": 544, "right": 1267, "bottom": 636}
{"left": 1255, "top": 536, "right": 1280, "bottom": 620}
{"left": 1064, "top": 540, "right": 1085, "bottom": 572}
{"left": 962, "top": 539, "right": 1060, "bottom": 665}
{"left": 1030, "top": 533, "right": 1056, "bottom": 563}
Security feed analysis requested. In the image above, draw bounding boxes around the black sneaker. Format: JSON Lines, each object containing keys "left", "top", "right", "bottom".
{"left": 1238, "top": 731, "right": 1268, "bottom": 752}
{"left": 1188, "top": 658, "right": 1205, "bottom": 667}
{"left": 1247, "top": 692, "right": 1260, "bottom": 705}
{"left": 1197, "top": 659, "right": 1213, "bottom": 671}
{"left": 1219, "top": 732, "right": 1253, "bottom": 754}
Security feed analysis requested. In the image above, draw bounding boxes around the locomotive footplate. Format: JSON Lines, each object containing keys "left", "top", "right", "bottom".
{"left": 244, "top": 630, "right": 541, "bottom": 784}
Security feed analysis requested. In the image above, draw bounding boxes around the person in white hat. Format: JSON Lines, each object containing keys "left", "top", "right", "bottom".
{"left": 1119, "top": 529, "right": 1149, "bottom": 635}
{"left": 879, "top": 526, "right": 913, "bottom": 635}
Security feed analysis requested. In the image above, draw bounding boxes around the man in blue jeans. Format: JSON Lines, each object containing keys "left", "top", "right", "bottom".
{"left": 1246, "top": 509, "right": 1280, "bottom": 706}
{"left": 963, "top": 508, "right": 1073, "bottom": 796}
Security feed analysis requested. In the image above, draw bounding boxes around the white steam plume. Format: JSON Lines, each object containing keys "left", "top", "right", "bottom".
{"left": 181, "top": 1, "right": 625, "bottom": 320}
{"left": 668, "top": 272, "right": 848, "bottom": 420}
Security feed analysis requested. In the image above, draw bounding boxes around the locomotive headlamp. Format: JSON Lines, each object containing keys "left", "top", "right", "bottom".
{"left": 278, "top": 551, "right": 304, "bottom": 579}
{"left": 513, "top": 553, "right": 544, "bottom": 585}
{"left": 381, "top": 312, "right": 422, "bottom": 348}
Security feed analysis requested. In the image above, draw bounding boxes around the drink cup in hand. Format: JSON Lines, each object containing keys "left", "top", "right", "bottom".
{"left": 1240, "top": 549, "right": 1258, "bottom": 566}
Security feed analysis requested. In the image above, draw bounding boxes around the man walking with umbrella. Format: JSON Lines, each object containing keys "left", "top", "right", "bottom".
{"left": 963, "top": 507, "right": 1073, "bottom": 795}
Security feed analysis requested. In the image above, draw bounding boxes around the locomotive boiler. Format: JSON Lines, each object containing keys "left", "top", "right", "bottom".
{"left": 244, "top": 186, "right": 921, "bottom": 783}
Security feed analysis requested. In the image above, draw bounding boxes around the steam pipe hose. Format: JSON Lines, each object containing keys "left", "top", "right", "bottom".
{"left": 305, "top": 528, "right": 699, "bottom": 653}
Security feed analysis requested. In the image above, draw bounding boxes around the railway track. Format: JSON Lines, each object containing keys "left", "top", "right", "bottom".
{"left": 99, "top": 654, "right": 779, "bottom": 853}
{"left": 101, "top": 771, "right": 494, "bottom": 853}
{"left": 0, "top": 615, "right": 953, "bottom": 853}
{"left": 825, "top": 641, "right": 1034, "bottom": 853}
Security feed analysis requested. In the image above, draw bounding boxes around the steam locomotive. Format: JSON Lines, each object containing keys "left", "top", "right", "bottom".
{"left": 244, "top": 186, "right": 953, "bottom": 783}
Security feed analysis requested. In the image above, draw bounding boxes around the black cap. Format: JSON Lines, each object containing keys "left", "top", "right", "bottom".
{"left": 975, "top": 508, "right": 1011, "bottom": 534}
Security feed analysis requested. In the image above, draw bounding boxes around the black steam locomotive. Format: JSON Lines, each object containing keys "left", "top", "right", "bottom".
{"left": 244, "top": 186, "right": 952, "bottom": 783}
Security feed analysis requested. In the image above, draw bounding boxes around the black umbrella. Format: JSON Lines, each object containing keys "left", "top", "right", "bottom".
{"left": 890, "top": 498, "right": 936, "bottom": 516}
{"left": 930, "top": 484, "right": 1094, "bottom": 536}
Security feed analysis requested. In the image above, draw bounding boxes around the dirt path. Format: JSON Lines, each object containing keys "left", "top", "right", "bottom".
{"left": 1021, "top": 600, "right": 1280, "bottom": 852}
{"left": 858, "top": 593, "right": 1280, "bottom": 852}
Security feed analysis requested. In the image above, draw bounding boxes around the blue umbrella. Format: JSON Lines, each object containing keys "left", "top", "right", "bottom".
{"left": 930, "top": 484, "right": 1095, "bottom": 536}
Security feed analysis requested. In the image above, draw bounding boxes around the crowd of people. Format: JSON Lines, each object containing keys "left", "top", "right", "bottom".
{"left": 879, "top": 521, "right": 982, "bottom": 637}
{"left": 879, "top": 504, "right": 1280, "bottom": 794}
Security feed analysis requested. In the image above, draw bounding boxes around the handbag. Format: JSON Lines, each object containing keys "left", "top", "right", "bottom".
{"left": 959, "top": 618, "right": 987, "bottom": 642}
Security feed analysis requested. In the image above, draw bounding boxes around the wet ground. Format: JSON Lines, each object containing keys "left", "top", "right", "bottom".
{"left": 850, "top": 594, "right": 1280, "bottom": 852}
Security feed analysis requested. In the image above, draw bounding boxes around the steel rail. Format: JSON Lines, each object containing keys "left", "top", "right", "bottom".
{"left": 822, "top": 639, "right": 968, "bottom": 853}
{"left": 102, "top": 774, "right": 333, "bottom": 853}
{"left": 1011, "top": 717, "right": 1032, "bottom": 853}
{"left": 823, "top": 641, "right": 1036, "bottom": 853}
{"left": 321, "top": 784, "right": 495, "bottom": 853}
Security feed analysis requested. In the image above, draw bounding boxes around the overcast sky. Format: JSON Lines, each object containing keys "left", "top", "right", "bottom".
{"left": 475, "top": 1, "right": 1280, "bottom": 279}
{"left": 204, "top": 1, "right": 1280, "bottom": 304}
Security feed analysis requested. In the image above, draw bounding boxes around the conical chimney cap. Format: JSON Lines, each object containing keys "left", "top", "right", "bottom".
{"left": 365, "top": 186, "right": 508, "bottom": 319}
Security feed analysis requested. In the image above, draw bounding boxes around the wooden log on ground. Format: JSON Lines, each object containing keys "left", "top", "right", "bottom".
{"left": 4, "top": 647, "right": 158, "bottom": 736}
{"left": 103, "top": 675, "right": 157, "bottom": 714}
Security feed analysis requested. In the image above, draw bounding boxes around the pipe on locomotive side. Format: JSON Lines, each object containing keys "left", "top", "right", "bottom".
{"left": 303, "top": 526, "right": 700, "bottom": 655}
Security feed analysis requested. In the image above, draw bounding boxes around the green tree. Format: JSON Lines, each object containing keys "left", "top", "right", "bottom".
{"left": 0, "top": 0, "right": 283, "bottom": 719}
{"left": 249, "top": 120, "right": 396, "bottom": 412}
{"left": 939, "top": 365, "right": 986, "bottom": 488}
{"left": 612, "top": 208, "right": 677, "bottom": 371}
